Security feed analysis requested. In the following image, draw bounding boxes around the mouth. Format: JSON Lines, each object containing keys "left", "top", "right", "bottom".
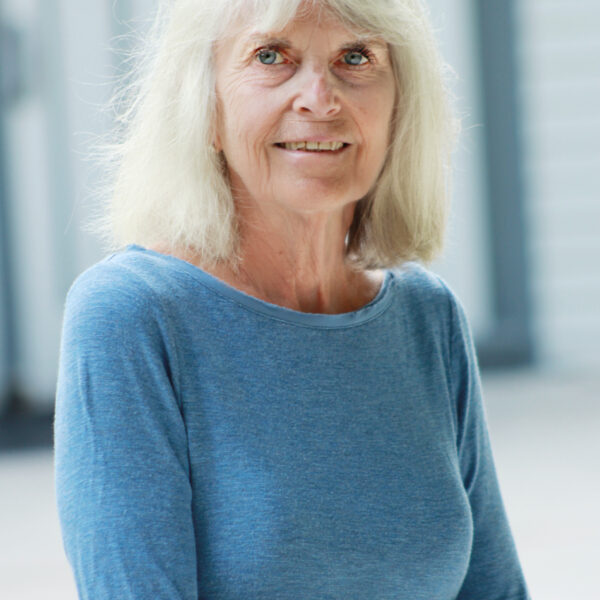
{"left": 274, "top": 141, "right": 349, "bottom": 152}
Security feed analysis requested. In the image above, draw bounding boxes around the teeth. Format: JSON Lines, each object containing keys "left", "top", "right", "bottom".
{"left": 282, "top": 141, "right": 344, "bottom": 151}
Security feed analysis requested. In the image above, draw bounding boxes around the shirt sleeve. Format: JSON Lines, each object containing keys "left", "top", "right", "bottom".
{"left": 446, "top": 291, "right": 531, "bottom": 600}
{"left": 54, "top": 262, "right": 198, "bottom": 600}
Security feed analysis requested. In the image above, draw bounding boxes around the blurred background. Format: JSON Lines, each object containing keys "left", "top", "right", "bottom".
{"left": 0, "top": 0, "right": 598, "bottom": 598}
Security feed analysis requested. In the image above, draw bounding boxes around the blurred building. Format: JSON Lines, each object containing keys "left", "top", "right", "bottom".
{"left": 0, "top": 0, "right": 599, "bottom": 416}
{"left": 515, "top": 1, "right": 600, "bottom": 370}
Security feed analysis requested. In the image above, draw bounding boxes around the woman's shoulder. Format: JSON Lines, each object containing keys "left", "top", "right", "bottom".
{"left": 387, "top": 262, "right": 475, "bottom": 354}
{"left": 387, "top": 263, "right": 479, "bottom": 396}
{"left": 64, "top": 245, "right": 196, "bottom": 333}
{"left": 69, "top": 247, "right": 158, "bottom": 304}
{"left": 69, "top": 244, "right": 192, "bottom": 297}
{"left": 388, "top": 261, "right": 462, "bottom": 315}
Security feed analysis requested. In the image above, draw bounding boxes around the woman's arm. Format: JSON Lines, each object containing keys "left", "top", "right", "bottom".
{"left": 446, "top": 288, "right": 530, "bottom": 600}
{"left": 54, "top": 262, "right": 197, "bottom": 599}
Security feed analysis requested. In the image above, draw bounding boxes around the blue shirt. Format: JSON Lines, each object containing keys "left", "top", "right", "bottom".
{"left": 55, "top": 245, "right": 530, "bottom": 599}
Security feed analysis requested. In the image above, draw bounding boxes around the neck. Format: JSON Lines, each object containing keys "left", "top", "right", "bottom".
{"left": 211, "top": 201, "right": 382, "bottom": 314}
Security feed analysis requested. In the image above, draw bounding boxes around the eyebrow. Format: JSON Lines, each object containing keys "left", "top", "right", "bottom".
{"left": 245, "top": 34, "right": 293, "bottom": 49}
{"left": 339, "top": 39, "right": 388, "bottom": 51}
{"left": 245, "top": 33, "right": 388, "bottom": 52}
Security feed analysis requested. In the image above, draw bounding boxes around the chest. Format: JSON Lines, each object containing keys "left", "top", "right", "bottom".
{"left": 180, "top": 340, "right": 472, "bottom": 599}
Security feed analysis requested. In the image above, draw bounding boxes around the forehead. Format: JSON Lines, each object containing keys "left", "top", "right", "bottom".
{"left": 223, "top": 3, "right": 385, "bottom": 49}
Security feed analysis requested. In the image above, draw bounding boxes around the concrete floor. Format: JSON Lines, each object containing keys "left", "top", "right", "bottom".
{"left": 483, "top": 369, "right": 600, "bottom": 600}
{"left": 0, "top": 369, "right": 598, "bottom": 599}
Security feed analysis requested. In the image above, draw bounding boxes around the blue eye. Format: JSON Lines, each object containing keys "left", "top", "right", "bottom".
{"left": 343, "top": 51, "right": 369, "bottom": 66}
{"left": 257, "top": 49, "right": 284, "bottom": 65}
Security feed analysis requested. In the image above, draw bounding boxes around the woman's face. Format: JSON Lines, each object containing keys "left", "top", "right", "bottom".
{"left": 214, "top": 8, "right": 396, "bottom": 217}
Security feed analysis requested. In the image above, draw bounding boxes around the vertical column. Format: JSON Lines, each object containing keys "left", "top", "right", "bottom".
{"left": 473, "top": 0, "right": 534, "bottom": 366}
{"left": 0, "top": 15, "right": 17, "bottom": 413}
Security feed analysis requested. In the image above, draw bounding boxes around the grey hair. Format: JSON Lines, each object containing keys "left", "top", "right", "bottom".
{"left": 97, "top": 0, "right": 458, "bottom": 268}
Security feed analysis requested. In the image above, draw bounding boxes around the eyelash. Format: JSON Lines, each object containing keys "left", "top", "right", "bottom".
{"left": 255, "top": 48, "right": 288, "bottom": 65}
{"left": 254, "top": 46, "right": 375, "bottom": 67}
{"left": 345, "top": 46, "right": 374, "bottom": 65}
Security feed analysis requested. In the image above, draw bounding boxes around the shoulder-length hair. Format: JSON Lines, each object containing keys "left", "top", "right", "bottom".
{"left": 99, "top": 0, "right": 458, "bottom": 268}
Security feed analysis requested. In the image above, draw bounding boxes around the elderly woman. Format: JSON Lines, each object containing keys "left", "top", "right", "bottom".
{"left": 55, "top": 0, "right": 530, "bottom": 598}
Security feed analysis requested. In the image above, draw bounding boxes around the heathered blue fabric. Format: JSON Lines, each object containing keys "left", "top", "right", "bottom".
{"left": 55, "top": 245, "right": 530, "bottom": 600}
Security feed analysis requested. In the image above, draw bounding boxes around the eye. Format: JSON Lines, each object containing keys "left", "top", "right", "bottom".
{"left": 256, "top": 48, "right": 285, "bottom": 65}
{"left": 343, "top": 50, "right": 370, "bottom": 66}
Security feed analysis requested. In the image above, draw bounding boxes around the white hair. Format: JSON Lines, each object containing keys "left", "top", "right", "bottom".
{"left": 98, "top": 0, "right": 458, "bottom": 267}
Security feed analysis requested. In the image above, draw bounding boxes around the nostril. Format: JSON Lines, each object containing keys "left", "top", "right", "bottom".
{"left": 291, "top": 73, "right": 341, "bottom": 117}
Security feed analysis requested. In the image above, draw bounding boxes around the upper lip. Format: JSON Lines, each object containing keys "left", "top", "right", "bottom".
{"left": 275, "top": 134, "right": 351, "bottom": 143}
{"left": 275, "top": 138, "right": 350, "bottom": 145}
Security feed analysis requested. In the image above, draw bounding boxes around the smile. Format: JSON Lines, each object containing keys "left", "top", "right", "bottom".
{"left": 275, "top": 141, "right": 348, "bottom": 152}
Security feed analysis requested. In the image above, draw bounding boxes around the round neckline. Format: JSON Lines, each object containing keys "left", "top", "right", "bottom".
{"left": 125, "top": 245, "right": 394, "bottom": 329}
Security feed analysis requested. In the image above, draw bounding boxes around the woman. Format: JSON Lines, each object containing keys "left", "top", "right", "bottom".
{"left": 55, "top": 0, "right": 530, "bottom": 598}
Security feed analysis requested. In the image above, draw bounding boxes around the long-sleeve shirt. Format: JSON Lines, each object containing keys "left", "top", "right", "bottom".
{"left": 55, "top": 245, "right": 530, "bottom": 599}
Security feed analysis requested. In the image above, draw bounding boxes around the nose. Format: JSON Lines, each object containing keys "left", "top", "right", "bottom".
{"left": 291, "top": 66, "right": 341, "bottom": 118}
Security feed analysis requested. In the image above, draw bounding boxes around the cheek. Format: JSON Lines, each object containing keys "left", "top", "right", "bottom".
{"left": 216, "top": 100, "right": 276, "bottom": 190}
{"left": 218, "top": 71, "right": 281, "bottom": 139}
{"left": 220, "top": 96, "right": 274, "bottom": 154}
{"left": 367, "top": 88, "right": 395, "bottom": 153}
{"left": 355, "top": 101, "right": 393, "bottom": 160}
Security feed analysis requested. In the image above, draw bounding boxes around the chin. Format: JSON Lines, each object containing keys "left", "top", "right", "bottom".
{"left": 276, "top": 186, "right": 360, "bottom": 214}
{"left": 274, "top": 175, "right": 365, "bottom": 204}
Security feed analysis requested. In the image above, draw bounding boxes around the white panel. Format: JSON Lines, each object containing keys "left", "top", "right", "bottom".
{"left": 58, "top": 0, "right": 114, "bottom": 274}
{"left": 517, "top": 0, "right": 600, "bottom": 371}
{"left": 5, "top": 96, "right": 64, "bottom": 404}
{"left": 426, "top": 0, "right": 494, "bottom": 338}
{"left": 0, "top": 0, "right": 114, "bottom": 407}
{"left": 0, "top": 0, "right": 159, "bottom": 408}
{"left": 523, "top": 120, "right": 600, "bottom": 164}
{"left": 2, "top": 0, "right": 64, "bottom": 407}
{"left": 132, "top": 0, "right": 160, "bottom": 19}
